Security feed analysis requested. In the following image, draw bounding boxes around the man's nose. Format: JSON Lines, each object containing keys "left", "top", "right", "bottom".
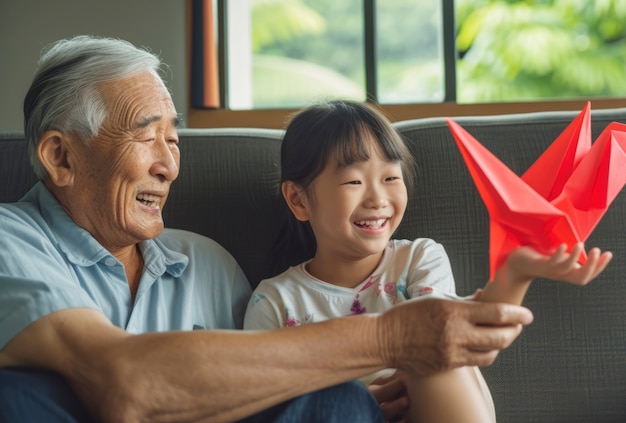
{"left": 150, "top": 137, "right": 179, "bottom": 181}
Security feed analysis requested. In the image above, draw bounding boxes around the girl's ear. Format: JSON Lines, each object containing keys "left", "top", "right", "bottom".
{"left": 281, "top": 181, "right": 310, "bottom": 222}
{"left": 37, "top": 130, "right": 74, "bottom": 187}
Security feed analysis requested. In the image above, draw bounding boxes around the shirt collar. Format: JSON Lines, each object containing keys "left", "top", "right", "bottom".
{"left": 22, "top": 182, "right": 188, "bottom": 277}
{"left": 141, "top": 237, "right": 188, "bottom": 278}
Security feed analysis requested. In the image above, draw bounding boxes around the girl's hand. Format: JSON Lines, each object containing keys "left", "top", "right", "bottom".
{"left": 369, "top": 371, "right": 411, "bottom": 423}
{"left": 505, "top": 243, "right": 612, "bottom": 285}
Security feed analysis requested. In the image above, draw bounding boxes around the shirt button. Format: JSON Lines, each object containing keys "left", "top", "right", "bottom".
{"left": 104, "top": 257, "right": 117, "bottom": 267}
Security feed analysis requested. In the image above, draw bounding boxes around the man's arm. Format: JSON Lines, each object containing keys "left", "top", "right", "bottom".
{"left": 0, "top": 299, "right": 532, "bottom": 423}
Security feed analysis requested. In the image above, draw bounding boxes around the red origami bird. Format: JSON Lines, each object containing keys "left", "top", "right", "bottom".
{"left": 447, "top": 102, "right": 626, "bottom": 280}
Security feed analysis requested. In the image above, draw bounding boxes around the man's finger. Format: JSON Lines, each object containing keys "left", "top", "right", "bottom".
{"left": 466, "top": 302, "right": 534, "bottom": 327}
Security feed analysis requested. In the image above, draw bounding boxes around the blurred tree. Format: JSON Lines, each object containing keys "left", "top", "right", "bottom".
{"left": 248, "top": 0, "right": 626, "bottom": 106}
{"left": 456, "top": 0, "right": 626, "bottom": 102}
{"left": 251, "top": 0, "right": 326, "bottom": 52}
{"left": 252, "top": 0, "right": 445, "bottom": 105}
{"left": 250, "top": 0, "right": 364, "bottom": 107}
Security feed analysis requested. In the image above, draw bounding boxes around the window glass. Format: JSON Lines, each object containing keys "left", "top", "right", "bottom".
{"left": 456, "top": 0, "right": 626, "bottom": 103}
{"left": 224, "top": 0, "right": 626, "bottom": 109}
{"left": 228, "top": 0, "right": 365, "bottom": 110}
{"left": 376, "top": 0, "right": 444, "bottom": 104}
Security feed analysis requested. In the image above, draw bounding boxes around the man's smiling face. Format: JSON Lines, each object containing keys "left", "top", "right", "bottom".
{"left": 61, "top": 71, "right": 181, "bottom": 251}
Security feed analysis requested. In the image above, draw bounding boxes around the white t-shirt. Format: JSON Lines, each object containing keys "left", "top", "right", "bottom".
{"left": 244, "top": 238, "right": 460, "bottom": 383}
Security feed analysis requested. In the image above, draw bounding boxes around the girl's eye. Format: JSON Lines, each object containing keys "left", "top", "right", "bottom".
{"left": 385, "top": 176, "right": 402, "bottom": 182}
{"left": 344, "top": 180, "right": 361, "bottom": 185}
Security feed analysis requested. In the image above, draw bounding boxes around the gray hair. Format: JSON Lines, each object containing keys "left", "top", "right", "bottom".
{"left": 23, "top": 35, "right": 167, "bottom": 179}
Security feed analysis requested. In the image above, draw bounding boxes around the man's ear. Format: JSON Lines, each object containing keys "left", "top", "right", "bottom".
{"left": 281, "top": 181, "right": 310, "bottom": 222}
{"left": 37, "top": 130, "right": 74, "bottom": 187}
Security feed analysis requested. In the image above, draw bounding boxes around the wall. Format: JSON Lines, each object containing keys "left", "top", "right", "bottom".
{"left": 0, "top": 0, "right": 187, "bottom": 131}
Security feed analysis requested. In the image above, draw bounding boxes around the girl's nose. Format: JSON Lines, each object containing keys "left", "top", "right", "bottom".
{"left": 363, "top": 186, "right": 388, "bottom": 209}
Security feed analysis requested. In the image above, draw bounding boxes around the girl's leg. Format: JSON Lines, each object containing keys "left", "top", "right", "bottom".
{"left": 402, "top": 366, "right": 496, "bottom": 423}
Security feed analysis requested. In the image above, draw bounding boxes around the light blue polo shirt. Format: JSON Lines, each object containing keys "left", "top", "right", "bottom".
{"left": 0, "top": 182, "right": 252, "bottom": 349}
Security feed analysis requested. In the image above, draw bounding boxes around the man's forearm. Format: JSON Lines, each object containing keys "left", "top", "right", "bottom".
{"left": 110, "top": 319, "right": 385, "bottom": 422}
{"left": 1, "top": 308, "right": 385, "bottom": 423}
{"left": 2, "top": 299, "right": 534, "bottom": 422}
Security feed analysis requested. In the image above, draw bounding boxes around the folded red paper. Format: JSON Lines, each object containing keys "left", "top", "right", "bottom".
{"left": 447, "top": 102, "right": 626, "bottom": 280}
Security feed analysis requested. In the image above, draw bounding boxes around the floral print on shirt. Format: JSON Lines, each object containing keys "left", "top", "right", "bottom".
{"left": 281, "top": 274, "right": 433, "bottom": 325}
{"left": 283, "top": 307, "right": 313, "bottom": 327}
{"left": 350, "top": 276, "right": 379, "bottom": 315}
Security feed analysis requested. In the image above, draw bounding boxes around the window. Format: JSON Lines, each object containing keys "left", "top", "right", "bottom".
{"left": 199, "top": 0, "right": 447, "bottom": 109}
{"left": 191, "top": 0, "right": 626, "bottom": 116}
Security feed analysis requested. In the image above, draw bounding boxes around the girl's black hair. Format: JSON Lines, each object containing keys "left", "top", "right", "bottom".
{"left": 267, "top": 100, "right": 415, "bottom": 279}
{"left": 281, "top": 99, "right": 414, "bottom": 190}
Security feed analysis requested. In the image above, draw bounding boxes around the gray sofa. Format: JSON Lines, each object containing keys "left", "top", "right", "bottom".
{"left": 1, "top": 106, "right": 625, "bottom": 423}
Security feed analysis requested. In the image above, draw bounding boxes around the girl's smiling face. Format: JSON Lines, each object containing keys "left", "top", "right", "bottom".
{"left": 291, "top": 134, "right": 408, "bottom": 278}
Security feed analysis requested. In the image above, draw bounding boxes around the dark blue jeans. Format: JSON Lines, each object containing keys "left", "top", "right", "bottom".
{"left": 0, "top": 368, "right": 383, "bottom": 423}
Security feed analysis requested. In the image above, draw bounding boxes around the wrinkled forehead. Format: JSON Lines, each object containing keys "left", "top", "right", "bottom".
{"left": 100, "top": 71, "right": 176, "bottom": 130}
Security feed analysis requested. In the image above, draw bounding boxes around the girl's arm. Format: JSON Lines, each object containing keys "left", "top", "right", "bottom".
{"left": 479, "top": 243, "right": 612, "bottom": 305}
{"left": 400, "top": 243, "right": 611, "bottom": 423}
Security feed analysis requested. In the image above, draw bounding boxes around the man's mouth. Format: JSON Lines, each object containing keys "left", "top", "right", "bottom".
{"left": 354, "top": 218, "right": 388, "bottom": 229}
{"left": 137, "top": 193, "right": 161, "bottom": 209}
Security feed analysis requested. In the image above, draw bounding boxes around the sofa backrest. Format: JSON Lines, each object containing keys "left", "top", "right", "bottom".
{"left": 394, "top": 108, "right": 626, "bottom": 423}
{"left": 163, "top": 128, "right": 286, "bottom": 287}
{"left": 395, "top": 108, "right": 626, "bottom": 293}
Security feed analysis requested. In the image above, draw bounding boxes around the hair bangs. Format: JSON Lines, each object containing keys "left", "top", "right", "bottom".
{"left": 331, "top": 123, "right": 373, "bottom": 168}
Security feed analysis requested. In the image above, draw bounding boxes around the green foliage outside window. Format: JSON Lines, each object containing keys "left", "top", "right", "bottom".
{"left": 248, "top": 0, "right": 626, "bottom": 106}
{"left": 456, "top": 0, "right": 626, "bottom": 102}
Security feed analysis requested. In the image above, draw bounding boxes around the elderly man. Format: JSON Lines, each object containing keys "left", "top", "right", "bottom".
{"left": 0, "top": 35, "right": 535, "bottom": 422}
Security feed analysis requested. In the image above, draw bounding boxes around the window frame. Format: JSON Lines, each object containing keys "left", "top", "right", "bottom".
{"left": 187, "top": 0, "right": 626, "bottom": 129}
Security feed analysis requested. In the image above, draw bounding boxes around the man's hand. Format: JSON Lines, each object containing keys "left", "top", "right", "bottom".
{"left": 378, "top": 297, "right": 533, "bottom": 376}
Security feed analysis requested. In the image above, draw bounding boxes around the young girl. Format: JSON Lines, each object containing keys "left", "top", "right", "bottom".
{"left": 244, "top": 100, "right": 611, "bottom": 422}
